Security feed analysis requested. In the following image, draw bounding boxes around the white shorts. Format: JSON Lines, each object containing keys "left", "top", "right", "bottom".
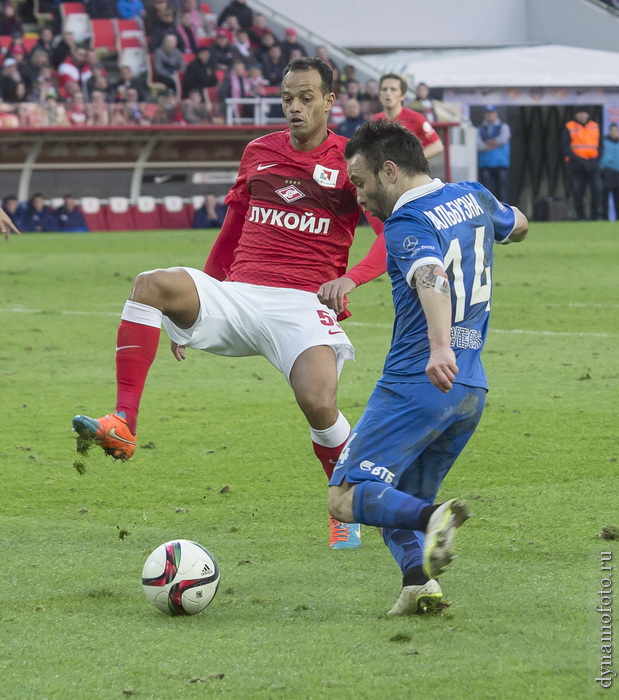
{"left": 162, "top": 268, "right": 355, "bottom": 382}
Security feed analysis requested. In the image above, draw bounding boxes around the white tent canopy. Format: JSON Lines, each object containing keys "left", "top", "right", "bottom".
{"left": 362, "top": 44, "right": 619, "bottom": 88}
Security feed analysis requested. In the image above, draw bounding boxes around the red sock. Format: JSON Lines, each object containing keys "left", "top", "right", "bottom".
{"left": 115, "top": 320, "right": 160, "bottom": 434}
{"left": 312, "top": 438, "right": 348, "bottom": 479}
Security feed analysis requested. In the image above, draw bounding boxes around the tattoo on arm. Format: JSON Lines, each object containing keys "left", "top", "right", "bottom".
{"left": 414, "top": 265, "right": 450, "bottom": 297}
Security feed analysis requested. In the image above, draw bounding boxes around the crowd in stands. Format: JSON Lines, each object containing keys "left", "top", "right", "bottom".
{"left": 1, "top": 190, "right": 227, "bottom": 230}
{"left": 0, "top": 0, "right": 392, "bottom": 127}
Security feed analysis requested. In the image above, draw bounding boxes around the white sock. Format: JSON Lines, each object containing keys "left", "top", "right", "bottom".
{"left": 121, "top": 300, "right": 163, "bottom": 328}
{"left": 310, "top": 411, "right": 350, "bottom": 447}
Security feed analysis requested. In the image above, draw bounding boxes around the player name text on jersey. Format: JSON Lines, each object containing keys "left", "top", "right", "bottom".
{"left": 423, "top": 193, "right": 485, "bottom": 230}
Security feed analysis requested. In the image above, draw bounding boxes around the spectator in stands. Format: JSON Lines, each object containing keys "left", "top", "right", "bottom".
{"left": 476, "top": 106, "right": 511, "bottom": 202}
{"left": 0, "top": 57, "right": 27, "bottom": 102}
{"left": 144, "top": 0, "right": 174, "bottom": 36}
{"left": 152, "top": 89, "right": 183, "bottom": 123}
{"left": 315, "top": 45, "right": 339, "bottom": 73}
{"left": 111, "top": 86, "right": 150, "bottom": 125}
{"left": 85, "top": 0, "right": 118, "bottom": 19}
{"left": 9, "top": 44, "right": 33, "bottom": 91}
{"left": 44, "top": 93, "right": 68, "bottom": 125}
{"left": 149, "top": 8, "right": 186, "bottom": 52}
{"left": 335, "top": 98, "right": 366, "bottom": 138}
{"left": 599, "top": 122, "right": 619, "bottom": 220}
{"left": 177, "top": 10, "right": 199, "bottom": 54}
{"left": 113, "top": 64, "right": 147, "bottom": 102}
{"left": 153, "top": 33, "right": 184, "bottom": 92}
{"left": 375, "top": 73, "right": 444, "bottom": 160}
{"left": 51, "top": 31, "right": 76, "bottom": 69}
{"left": 248, "top": 14, "right": 271, "bottom": 49}
{"left": 233, "top": 28, "right": 253, "bottom": 63}
{"left": 562, "top": 108, "right": 601, "bottom": 221}
{"left": 344, "top": 79, "right": 362, "bottom": 102}
{"left": 58, "top": 47, "right": 92, "bottom": 99}
{"left": 211, "top": 27, "right": 239, "bottom": 72}
{"left": 117, "top": 0, "right": 144, "bottom": 19}
{"left": 254, "top": 30, "right": 277, "bottom": 63}
{"left": 182, "top": 88, "right": 211, "bottom": 123}
{"left": 218, "top": 58, "right": 250, "bottom": 114}
{"left": 2, "top": 194, "right": 25, "bottom": 230}
{"left": 259, "top": 43, "right": 285, "bottom": 89}
{"left": 217, "top": 0, "right": 252, "bottom": 31}
{"left": 192, "top": 193, "right": 226, "bottom": 228}
{"left": 55, "top": 194, "right": 89, "bottom": 232}
{"left": 181, "top": 44, "right": 217, "bottom": 99}
{"left": 339, "top": 63, "right": 357, "bottom": 91}
{"left": 360, "top": 79, "right": 381, "bottom": 115}
{"left": 86, "top": 66, "right": 114, "bottom": 102}
{"left": 220, "top": 13, "right": 240, "bottom": 36}
{"left": 408, "top": 81, "right": 461, "bottom": 124}
{"left": 0, "top": 3, "right": 23, "bottom": 36}
{"left": 21, "top": 193, "right": 58, "bottom": 232}
{"left": 67, "top": 90, "right": 89, "bottom": 124}
{"left": 182, "top": 0, "right": 204, "bottom": 38}
{"left": 88, "top": 89, "right": 110, "bottom": 125}
{"left": 280, "top": 28, "right": 305, "bottom": 65}
{"left": 34, "top": 26, "right": 54, "bottom": 58}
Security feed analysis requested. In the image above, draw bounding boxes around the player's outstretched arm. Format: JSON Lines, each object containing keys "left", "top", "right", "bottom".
{"left": 203, "top": 207, "right": 245, "bottom": 279}
{"left": 506, "top": 207, "right": 529, "bottom": 243}
{"left": 414, "top": 264, "right": 458, "bottom": 393}
{"left": 0, "top": 206, "right": 20, "bottom": 241}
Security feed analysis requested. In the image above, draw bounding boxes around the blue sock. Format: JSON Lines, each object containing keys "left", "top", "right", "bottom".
{"left": 352, "top": 481, "right": 430, "bottom": 529}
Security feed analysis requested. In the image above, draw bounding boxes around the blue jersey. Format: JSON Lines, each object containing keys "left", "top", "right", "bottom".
{"left": 382, "top": 179, "right": 516, "bottom": 389}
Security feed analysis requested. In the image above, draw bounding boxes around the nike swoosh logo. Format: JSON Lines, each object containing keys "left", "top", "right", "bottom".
{"left": 154, "top": 175, "right": 171, "bottom": 184}
{"left": 257, "top": 163, "right": 277, "bottom": 170}
{"left": 116, "top": 345, "right": 141, "bottom": 351}
{"left": 328, "top": 330, "right": 344, "bottom": 335}
{"left": 109, "top": 427, "right": 135, "bottom": 444}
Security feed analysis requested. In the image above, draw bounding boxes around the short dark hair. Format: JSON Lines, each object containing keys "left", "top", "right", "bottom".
{"left": 283, "top": 57, "right": 333, "bottom": 96}
{"left": 379, "top": 72, "right": 408, "bottom": 95}
{"left": 344, "top": 120, "right": 430, "bottom": 177}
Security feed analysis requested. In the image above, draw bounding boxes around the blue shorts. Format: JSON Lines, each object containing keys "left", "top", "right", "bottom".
{"left": 329, "top": 381, "right": 486, "bottom": 502}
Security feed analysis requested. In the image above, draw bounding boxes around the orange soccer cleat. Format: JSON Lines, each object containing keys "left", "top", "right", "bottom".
{"left": 329, "top": 516, "right": 361, "bottom": 549}
{"left": 72, "top": 413, "right": 137, "bottom": 461}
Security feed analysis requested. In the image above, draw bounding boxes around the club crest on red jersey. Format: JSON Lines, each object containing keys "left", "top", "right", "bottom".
{"left": 313, "top": 164, "right": 339, "bottom": 189}
{"left": 276, "top": 184, "right": 305, "bottom": 203}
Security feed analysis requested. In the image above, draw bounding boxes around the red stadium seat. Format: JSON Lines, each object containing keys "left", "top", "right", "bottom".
{"left": 91, "top": 19, "right": 117, "bottom": 58}
{"left": 105, "top": 196, "right": 134, "bottom": 231}
{"left": 60, "top": 3, "right": 91, "bottom": 43}
{"left": 159, "top": 196, "right": 191, "bottom": 229}
{"left": 134, "top": 196, "right": 162, "bottom": 230}
{"left": 22, "top": 36, "right": 39, "bottom": 53}
{"left": 81, "top": 197, "right": 106, "bottom": 231}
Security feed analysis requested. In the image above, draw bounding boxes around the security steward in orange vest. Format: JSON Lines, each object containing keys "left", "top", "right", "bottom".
{"left": 562, "top": 108, "right": 601, "bottom": 220}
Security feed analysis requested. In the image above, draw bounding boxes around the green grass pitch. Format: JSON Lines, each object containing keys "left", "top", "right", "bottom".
{"left": 0, "top": 223, "right": 616, "bottom": 699}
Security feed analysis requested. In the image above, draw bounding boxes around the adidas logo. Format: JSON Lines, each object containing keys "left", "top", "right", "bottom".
{"left": 201, "top": 563, "right": 212, "bottom": 576}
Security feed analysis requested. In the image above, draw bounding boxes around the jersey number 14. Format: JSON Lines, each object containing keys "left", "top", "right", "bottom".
{"left": 443, "top": 225, "right": 491, "bottom": 323}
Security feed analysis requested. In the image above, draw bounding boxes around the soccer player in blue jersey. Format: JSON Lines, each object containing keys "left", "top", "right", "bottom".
{"left": 325, "top": 120, "right": 528, "bottom": 615}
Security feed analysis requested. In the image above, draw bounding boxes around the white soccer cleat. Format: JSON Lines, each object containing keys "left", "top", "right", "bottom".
{"left": 387, "top": 579, "right": 443, "bottom": 616}
{"left": 423, "top": 498, "right": 470, "bottom": 579}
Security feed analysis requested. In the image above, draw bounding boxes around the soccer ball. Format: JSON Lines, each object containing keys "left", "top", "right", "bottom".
{"left": 142, "top": 539, "right": 220, "bottom": 615}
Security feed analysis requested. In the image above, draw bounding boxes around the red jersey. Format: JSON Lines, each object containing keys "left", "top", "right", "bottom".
{"left": 224, "top": 129, "right": 367, "bottom": 292}
{"left": 373, "top": 107, "right": 440, "bottom": 148}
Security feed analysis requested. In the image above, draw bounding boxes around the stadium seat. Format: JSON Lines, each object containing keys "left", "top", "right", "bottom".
{"left": 22, "top": 36, "right": 39, "bottom": 53}
{"left": 134, "top": 196, "right": 162, "bottom": 230}
{"left": 81, "top": 197, "right": 106, "bottom": 231}
{"left": 191, "top": 195, "right": 205, "bottom": 211}
{"left": 159, "top": 196, "right": 191, "bottom": 229}
{"left": 50, "top": 197, "right": 64, "bottom": 210}
{"left": 120, "top": 46, "right": 148, "bottom": 78}
{"left": 60, "top": 3, "right": 92, "bottom": 43}
{"left": 91, "top": 19, "right": 117, "bottom": 58}
{"left": 105, "top": 196, "right": 134, "bottom": 231}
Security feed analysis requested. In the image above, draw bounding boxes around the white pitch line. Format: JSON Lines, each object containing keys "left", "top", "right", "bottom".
{"left": 0, "top": 307, "right": 616, "bottom": 338}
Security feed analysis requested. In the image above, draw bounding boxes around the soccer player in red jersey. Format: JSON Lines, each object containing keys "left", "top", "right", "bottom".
{"left": 73, "top": 57, "right": 386, "bottom": 549}
{"left": 374, "top": 73, "right": 444, "bottom": 161}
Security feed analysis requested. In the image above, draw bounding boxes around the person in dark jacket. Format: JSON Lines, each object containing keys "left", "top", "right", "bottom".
{"left": 217, "top": 0, "right": 252, "bottom": 30}
{"left": 21, "top": 193, "right": 58, "bottom": 232}
{"left": 55, "top": 194, "right": 90, "bottom": 232}
{"left": 192, "top": 193, "right": 227, "bottom": 228}
{"left": 181, "top": 45, "right": 217, "bottom": 99}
